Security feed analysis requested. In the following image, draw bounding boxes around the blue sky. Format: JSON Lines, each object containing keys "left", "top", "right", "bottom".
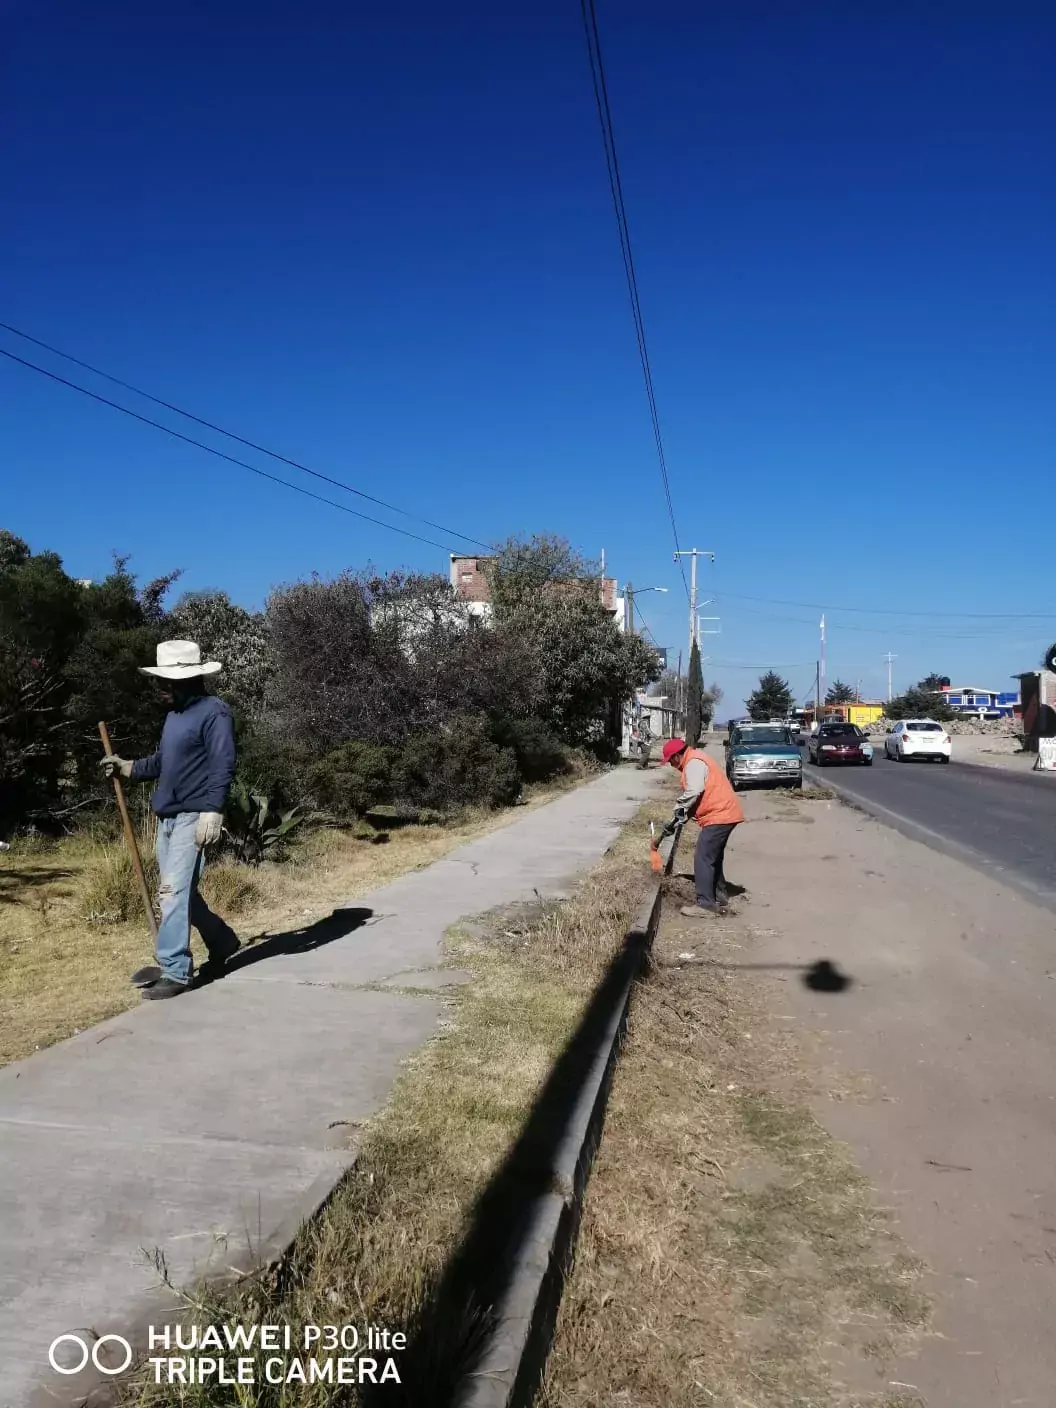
{"left": 3, "top": 0, "right": 1053, "bottom": 712}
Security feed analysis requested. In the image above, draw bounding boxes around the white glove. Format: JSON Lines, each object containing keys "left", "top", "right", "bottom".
{"left": 195, "top": 812, "right": 224, "bottom": 848}
{"left": 100, "top": 755, "right": 133, "bottom": 779}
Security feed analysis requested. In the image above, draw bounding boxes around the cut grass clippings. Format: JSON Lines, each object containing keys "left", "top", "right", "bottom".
{"left": 539, "top": 871, "right": 930, "bottom": 1408}
{"left": 0, "top": 772, "right": 592, "bottom": 1068}
{"left": 115, "top": 790, "right": 670, "bottom": 1407}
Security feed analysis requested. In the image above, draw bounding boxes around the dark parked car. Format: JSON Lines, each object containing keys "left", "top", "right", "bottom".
{"left": 807, "top": 721, "right": 871, "bottom": 766}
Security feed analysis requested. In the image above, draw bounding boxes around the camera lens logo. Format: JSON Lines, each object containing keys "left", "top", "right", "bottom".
{"left": 48, "top": 1333, "right": 133, "bottom": 1376}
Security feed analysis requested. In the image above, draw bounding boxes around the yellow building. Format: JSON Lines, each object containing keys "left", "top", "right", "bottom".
{"left": 820, "top": 702, "right": 884, "bottom": 728}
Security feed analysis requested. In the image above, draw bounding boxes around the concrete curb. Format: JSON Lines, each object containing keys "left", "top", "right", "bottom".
{"left": 454, "top": 826, "right": 682, "bottom": 1408}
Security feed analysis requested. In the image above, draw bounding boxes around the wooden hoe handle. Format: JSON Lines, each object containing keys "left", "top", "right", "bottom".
{"left": 98, "top": 721, "right": 158, "bottom": 941}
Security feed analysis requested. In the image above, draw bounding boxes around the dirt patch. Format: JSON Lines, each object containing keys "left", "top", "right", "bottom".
{"left": 540, "top": 878, "right": 930, "bottom": 1407}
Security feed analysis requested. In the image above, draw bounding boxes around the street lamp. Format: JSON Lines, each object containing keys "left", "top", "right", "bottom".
{"left": 623, "top": 583, "right": 668, "bottom": 635}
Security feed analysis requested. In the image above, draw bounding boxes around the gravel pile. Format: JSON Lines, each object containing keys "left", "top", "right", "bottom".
{"left": 944, "top": 715, "right": 1020, "bottom": 737}
{"left": 869, "top": 715, "right": 1022, "bottom": 740}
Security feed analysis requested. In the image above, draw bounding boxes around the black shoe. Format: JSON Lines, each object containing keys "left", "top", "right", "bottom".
{"left": 141, "top": 976, "right": 191, "bottom": 1001}
{"left": 130, "top": 964, "right": 162, "bottom": 989}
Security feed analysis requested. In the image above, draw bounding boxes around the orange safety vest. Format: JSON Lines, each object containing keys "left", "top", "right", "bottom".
{"left": 679, "top": 747, "right": 744, "bottom": 827}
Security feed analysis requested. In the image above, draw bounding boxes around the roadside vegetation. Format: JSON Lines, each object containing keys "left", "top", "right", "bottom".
{"left": 116, "top": 794, "right": 671, "bottom": 1407}
{"left": 0, "top": 528, "right": 660, "bottom": 1060}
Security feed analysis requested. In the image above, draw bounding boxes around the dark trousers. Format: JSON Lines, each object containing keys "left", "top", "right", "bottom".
{"left": 694, "top": 823, "right": 738, "bottom": 907}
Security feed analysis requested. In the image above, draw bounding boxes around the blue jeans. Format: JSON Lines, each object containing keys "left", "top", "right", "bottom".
{"left": 155, "top": 813, "right": 238, "bottom": 985}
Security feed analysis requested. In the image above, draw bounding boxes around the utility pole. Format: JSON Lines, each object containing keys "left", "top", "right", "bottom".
{"left": 819, "top": 613, "right": 827, "bottom": 706}
{"left": 673, "top": 549, "right": 715, "bottom": 662}
{"left": 884, "top": 652, "right": 897, "bottom": 703}
{"left": 624, "top": 579, "right": 634, "bottom": 635}
{"left": 815, "top": 661, "right": 821, "bottom": 718}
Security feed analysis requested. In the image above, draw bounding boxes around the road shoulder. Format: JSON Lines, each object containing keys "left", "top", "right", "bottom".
{"left": 733, "top": 787, "right": 1056, "bottom": 1407}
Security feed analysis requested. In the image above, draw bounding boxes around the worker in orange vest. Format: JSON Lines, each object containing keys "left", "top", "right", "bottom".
{"left": 660, "top": 738, "right": 745, "bottom": 916}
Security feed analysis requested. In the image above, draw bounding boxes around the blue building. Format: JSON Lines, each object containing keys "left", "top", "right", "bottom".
{"left": 942, "top": 685, "right": 1020, "bottom": 719}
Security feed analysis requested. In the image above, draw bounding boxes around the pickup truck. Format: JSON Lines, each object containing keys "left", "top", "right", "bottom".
{"left": 725, "top": 722, "right": 803, "bottom": 791}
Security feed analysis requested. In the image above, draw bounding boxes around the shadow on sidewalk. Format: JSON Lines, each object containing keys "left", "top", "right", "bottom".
{"left": 201, "top": 906, "right": 375, "bottom": 983}
{"left": 361, "top": 920, "right": 651, "bottom": 1406}
{"left": 697, "top": 957, "right": 854, "bottom": 993}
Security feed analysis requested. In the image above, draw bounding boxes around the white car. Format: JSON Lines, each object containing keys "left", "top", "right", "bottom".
{"left": 884, "top": 719, "right": 952, "bottom": 764}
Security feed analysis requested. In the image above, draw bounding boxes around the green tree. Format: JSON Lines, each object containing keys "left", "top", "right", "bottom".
{"left": 686, "top": 641, "right": 704, "bottom": 745}
{"left": 886, "top": 672, "right": 954, "bottom": 721}
{"left": 489, "top": 537, "right": 659, "bottom": 746}
{"left": 63, "top": 559, "right": 178, "bottom": 794}
{"left": 825, "top": 679, "right": 856, "bottom": 704}
{"left": 0, "top": 535, "right": 86, "bottom": 827}
{"left": 485, "top": 533, "right": 598, "bottom": 612}
{"left": 746, "top": 671, "right": 794, "bottom": 721}
{"left": 169, "top": 590, "right": 273, "bottom": 721}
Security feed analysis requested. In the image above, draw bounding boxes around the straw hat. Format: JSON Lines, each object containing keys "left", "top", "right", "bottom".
{"left": 140, "top": 640, "right": 222, "bottom": 680}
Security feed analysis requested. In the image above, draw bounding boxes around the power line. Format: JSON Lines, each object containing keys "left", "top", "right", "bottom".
{"left": 0, "top": 320, "right": 494, "bottom": 553}
{"left": 726, "top": 603, "right": 1030, "bottom": 640}
{"left": 717, "top": 589, "right": 1054, "bottom": 620}
{"left": 631, "top": 603, "right": 659, "bottom": 647}
{"left": 707, "top": 660, "right": 819, "bottom": 670}
{"left": 578, "top": 0, "right": 690, "bottom": 603}
{"left": 0, "top": 347, "right": 464, "bottom": 554}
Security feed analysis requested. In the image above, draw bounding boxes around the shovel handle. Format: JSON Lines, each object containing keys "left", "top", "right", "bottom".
{"left": 99, "top": 721, "right": 158, "bottom": 940}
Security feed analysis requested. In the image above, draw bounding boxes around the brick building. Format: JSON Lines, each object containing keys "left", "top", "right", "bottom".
{"left": 448, "top": 556, "right": 619, "bottom": 619}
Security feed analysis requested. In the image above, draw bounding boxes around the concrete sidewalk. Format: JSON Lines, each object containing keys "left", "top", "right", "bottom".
{"left": 0, "top": 767, "right": 661, "bottom": 1407}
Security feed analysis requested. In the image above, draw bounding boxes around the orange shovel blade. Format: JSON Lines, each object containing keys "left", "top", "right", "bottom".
{"left": 650, "top": 845, "right": 663, "bottom": 873}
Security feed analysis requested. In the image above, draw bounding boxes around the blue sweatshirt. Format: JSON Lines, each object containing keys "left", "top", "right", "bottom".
{"left": 131, "top": 694, "right": 236, "bottom": 817}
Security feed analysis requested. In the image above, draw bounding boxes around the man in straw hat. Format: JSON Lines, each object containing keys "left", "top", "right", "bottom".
{"left": 101, "top": 639, "right": 240, "bottom": 999}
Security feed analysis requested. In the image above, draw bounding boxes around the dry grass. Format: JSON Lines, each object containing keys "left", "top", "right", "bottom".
{"left": 80, "top": 842, "right": 161, "bottom": 925}
{"left": 0, "top": 774, "right": 588, "bottom": 1068}
{"left": 117, "top": 792, "right": 669, "bottom": 1407}
{"left": 539, "top": 876, "right": 930, "bottom": 1408}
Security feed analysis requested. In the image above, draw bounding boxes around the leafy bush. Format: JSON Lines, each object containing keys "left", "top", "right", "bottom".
{"left": 234, "top": 716, "right": 305, "bottom": 808}
{"left": 308, "top": 740, "right": 395, "bottom": 818}
{"left": 81, "top": 845, "right": 159, "bottom": 926}
{"left": 488, "top": 717, "right": 569, "bottom": 784}
{"left": 224, "top": 779, "right": 305, "bottom": 865}
{"left": 394, "top": 717, "right": 521, "bottom": 811}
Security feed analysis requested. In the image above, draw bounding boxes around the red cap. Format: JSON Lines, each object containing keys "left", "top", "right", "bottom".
{"left": 662, "top": 738, "right": 687, "bottom": 764}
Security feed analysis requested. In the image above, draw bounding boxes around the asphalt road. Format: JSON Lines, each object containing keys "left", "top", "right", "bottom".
{"left": 802, "top": 748, "right": 1056, "bottom": 910}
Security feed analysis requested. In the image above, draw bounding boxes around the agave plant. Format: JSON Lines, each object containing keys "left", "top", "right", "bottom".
{"left": 223, "top": 778, "right": 305, "bottom": 865}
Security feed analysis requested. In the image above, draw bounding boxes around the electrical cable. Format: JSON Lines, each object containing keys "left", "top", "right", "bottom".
{"left": 708, "top": 660, "right": 819, "bottom": 671}
{"left": 725, "top": 603, "right": 1029, "bottom": 641}
{"left": 578, "top": 0, "right": 690, "bottom": 603}
{"left": 716, "top": 589, "right": 1054, "bottom": 620}
{"left": 0, "top": 320, "right": 494, "bottom": 553}
{"left": 0, "top": 347, "right": 463, "bottom": 554}
{"left": 630, "top": 602, "right": 659, "bottom": 648}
